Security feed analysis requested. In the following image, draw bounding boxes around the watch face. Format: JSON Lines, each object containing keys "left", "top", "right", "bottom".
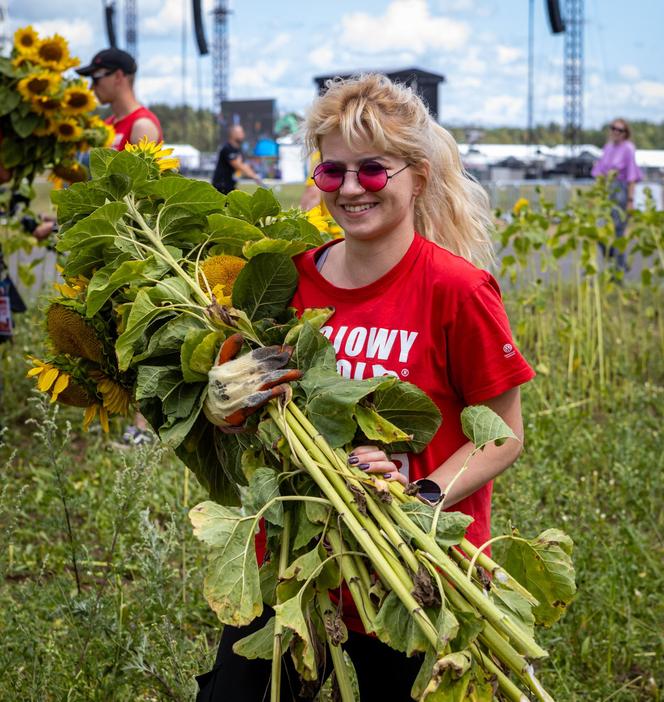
{"left": 416, "top": 478, "right": 441, "bottom": 503}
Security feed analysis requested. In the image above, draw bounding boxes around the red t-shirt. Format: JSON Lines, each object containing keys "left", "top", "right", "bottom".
{"left": 257, "top": 233, "right": 535, "bottom": 629}
{"left": 105, "top": 106, "right": 163, "bottom": 151}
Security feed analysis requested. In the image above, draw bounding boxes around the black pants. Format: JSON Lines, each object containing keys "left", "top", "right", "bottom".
{"left": 196, "top": 608, "right": 422, "bottom": 701}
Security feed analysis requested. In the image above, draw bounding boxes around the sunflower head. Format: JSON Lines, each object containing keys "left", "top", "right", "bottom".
{"left": 53, "top": 159, "right": 88, "bottom": 183}
{"left": 33, "top": 115, "right": 56, "bottom": 137}
{"left": 54, "top": 117, "right": 83, "bottom": 142}
{"left": 12, "top": 52, "right": 36, "bottom": 70}
{"left": 46, "top": 303, "right": 104, "bottom": 363}
{"left": 62, "top": 85, "right": 97, "bottom": 115}
{"left": 32, "top": 94, "right": 61, "bottom": 115}
{"left": 14, "top": 26, "right": 40, "bottom": 54}
{"left": 512, "top": 198, "right": 530, "bottom": 216}
{"left": 125, "top": 136, "right": 179, "bottom": 172}
{"left": 17, "top": 72, "right": 61, "bottom": 101}
{"left": 198, "top": 254, "right": 246, "bottom": 298}
{"left": 34, "top": 34, "right": 75, "bottom": 71}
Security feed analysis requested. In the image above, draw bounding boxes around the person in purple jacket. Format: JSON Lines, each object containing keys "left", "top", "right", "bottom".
{"left": 591, "top": 118, "right": 642, "bottom": 270}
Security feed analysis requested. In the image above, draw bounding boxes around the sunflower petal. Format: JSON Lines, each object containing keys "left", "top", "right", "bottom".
{"left": 51, "top": 373, "right": 70, "bottom": 402}
{"left": 37, "top": 367, "right": 59, "bottom": 392}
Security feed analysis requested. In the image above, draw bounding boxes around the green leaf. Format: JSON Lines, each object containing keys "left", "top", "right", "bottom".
{"left": 181, "top": 328, "right": 214, "bottom": 382}
{"left": 262, "top": 218, "right": 328, "bottom": 247}
{"left": 206, "top": 213, "right": 264, "bottom": 256}
{"left": 146, "top": 176, "right": 227, "bottom": 215}
{"left": 450, "top": 611, "right": 483, "bottom": 652}
{"left": 292, "top": 503, "right": 324, "bottom": 551}
{"left": 232, "top": 615, "right": 293, "bottom": 660}
{"left": 460, "top": 405, "right": 517, "bottom": 449}
{"left": 354, "top": 403, "right": 413, "bottom": 444}
{"left": 104, "top": 149, "right": 154, "bottom": 188}
{"left": 159, "top": 384, "right": 207, "bottom": 447}
{"left": 52, "top": 176, "right": 129, "bottom": 224}
{"left": 116, "top": 289, "right": 169, "bottom": 370}
{"left": 373, "top": 592, "right": 432, "bottom": 656}
{"left": 244, "top": 467, "right": 284, "bottom": 527}
{"left": 489, "top": 586, "right": 535, "bottom": 638}
{"left": 371, "top": 380, "right": 442, "bottom": 454}
{"left": 292, "top": 321, "right": 337, "bottom": 373}
{"left": 232, "top": 253, "right": 298, "bottom": 321}
{"left": 57, "top": 201, "right": 128, "bottom": 254}
{"left": 0, "top": 138, "right": 25, "bottom": 168}
{"left": 89, "top": 148, "right": 119, "bottom": 178}
{"left": 133, "top": 314, "right": 204, "bottom": 362}
{"left": 242, "top": 237, "right": 309, "bottom": 259}
{"left": 249, "top": 187, "right": 281, "bottom": 222}
{"left": 189, "top": 501, "right": 263, "bottom": 626}
{"left": 301, "top": 367, "right": 391, "bottom": 448}
{"left": 86, "top": 259, "right": 150, "bottom": 316}
{"left": 135, "top": 364, "right": 181, "bottom": 400}
{"left": 273, "top": 589, "right": 318, "bottom": 680}
{"left": 10, "top": 110, "right": 40, "bottom": 138}
{"left": 504, "top": 528, "right": 576, "bottom": 627}
{"left": 147, "top": 275, "right": 192, "bottom": 305}
{"left": 226, "top": 190, "right": 254, "bottom": 221}
{"left": 189, "top": 332, "right": 223, "bottom": 376}
{"left": 400, "top": 503, "right": 473, "bottom": 549}
{"left": 0, "top": 84, "right": 21, "bottom": 116}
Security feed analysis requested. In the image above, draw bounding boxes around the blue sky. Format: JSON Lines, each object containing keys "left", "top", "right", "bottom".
{"left": 6, "top": 0, "right": 664, "bottom": 128}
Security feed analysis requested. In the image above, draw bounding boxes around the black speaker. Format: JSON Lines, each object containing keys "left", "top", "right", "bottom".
{"left": 192, "top": 0, "right": 209, "bottom": 55}
{"left": 104, "top": 2, "right": 117, "bottom": 48}
{"left": 546, "top": 0, "right": 565, "bottom": 33}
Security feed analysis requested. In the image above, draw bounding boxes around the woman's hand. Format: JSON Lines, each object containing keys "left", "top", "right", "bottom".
{"left": 347, "top": 445, "right": 408, "bottom": 486}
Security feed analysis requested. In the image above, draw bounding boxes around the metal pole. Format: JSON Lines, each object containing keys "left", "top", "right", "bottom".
{"left": 527, "top": 0, "right": 534, "bottom": 145}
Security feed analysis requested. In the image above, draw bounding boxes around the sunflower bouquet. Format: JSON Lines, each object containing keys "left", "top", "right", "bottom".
{"left": 31, "top": 144, "right": 576, "bottom": 701}
{"left": 0, "top": 26, "right": 113, "bottom": 250}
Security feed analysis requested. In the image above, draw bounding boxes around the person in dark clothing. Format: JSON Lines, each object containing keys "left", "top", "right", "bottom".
{"left": 212, "top": 125, "right": 264, "bottom": 194}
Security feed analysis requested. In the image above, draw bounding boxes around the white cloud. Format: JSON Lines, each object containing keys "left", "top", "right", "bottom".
{"left": 308, "top": 44, "right": 334, "bottom": 70}
{"left": 231, "top": 59, "right": 291, "bottom": 92}
{"left": 454, "top": 49, "right": 486, "bottom": 75}
{"left": 143, "top": 0, "right": 184, "bottom": 36}
{"left": 496, "top": 45, "right": 522, "bottom": 65}
{"left": 618, "top": 64, "right": 640, "bottom": 80}
{"left": 340, "top": 0, "right": 470, "bottom": 55}
{"left": 22, "top": 18, "right": 96, "bottom": 59}
{"left": 481, "top": 95, "right": 524, "bottom": 123}
{"left": 633, "top": 80, "right": 664, "bottom": 106}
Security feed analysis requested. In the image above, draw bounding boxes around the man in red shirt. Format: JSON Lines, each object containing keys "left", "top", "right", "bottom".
{"left": 76, "top": 48, "right": 162, "bottom": 150}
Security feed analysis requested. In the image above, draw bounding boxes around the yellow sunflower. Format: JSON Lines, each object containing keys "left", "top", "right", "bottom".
{"left": 53, "top": 267, "right": 89, "bottom": 298}
{"left": 125, "top": 136, "right": 179, "bottom": 171}
{"left": 83, "top": 404, "right": 110, "bottom": 433}
{"left": 32, "top": 94, "right": 61, "bottom": 115}
{"left": 96, "top": 376, "right": 131, "bottom": 416}
{"left": 61, "top": 85, "right": 97, "bottom": 115}
{"left": 198, "top": 254, "right": 246, "bottom": 299}
{"left": 34, "top": 34, "right": 76, "bottom": 72}
{"left": 54, "top": 117, "right": 83, "bottom": 142}
{"left": 512, "top": 197, "right": 530, "bottom": 216}
{"left": 26, "top": 357, "right": 71, "bottom": 403}
{"left": 12, "top": 52, "right": 36, "bottom": 70}
{"left": 33, "top": 115, "right": 56, "bottom": 137}
{"left": 17, "top": 71, "right": 61, "bottom": 101}
{"left": 14, "top": 26, "right": 40, "bottom": 54}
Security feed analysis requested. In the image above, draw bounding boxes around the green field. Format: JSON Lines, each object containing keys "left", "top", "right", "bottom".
{"left": 1, "top": 181, "right": 663, "bottom": 701}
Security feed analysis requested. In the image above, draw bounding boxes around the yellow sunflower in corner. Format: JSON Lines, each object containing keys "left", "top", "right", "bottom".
{"left": 33, "top": 33, "right": 78, "bottom": 72}
{"left": 14, "top": 25, "right": 39, "bottom": 54}
{"left": 54, "top": 116, "right": 83, "bottom": 142}
{"left": 125, "top": 136, "right": 180, "bottom": 172}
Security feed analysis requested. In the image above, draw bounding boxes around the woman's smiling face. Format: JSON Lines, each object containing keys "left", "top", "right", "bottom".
{"left": 318, "top": 130, "right": 422, "bottom": 244}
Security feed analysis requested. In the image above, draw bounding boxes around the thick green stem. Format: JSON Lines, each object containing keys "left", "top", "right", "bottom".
{"left": 268, "top": 403, "right": 441, "bottom": 652}
{"left": 326, "top": 527, "right": 377, "bottom": 634}
{"left": 125, "top": 196, "right": 211, "bottom": 306}
{"left": 316, "top": 590, "right": 355, "bottom": 702}
{"left": 388, "top": 505, "right": 548, "bottom": 660}
{"left": 271, "top": 510, "right": 292, "bottom": 702}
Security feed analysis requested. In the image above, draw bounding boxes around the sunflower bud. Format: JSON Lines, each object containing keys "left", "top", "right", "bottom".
{"left": 198, "top": 254, "right": 246, "bottom": 297}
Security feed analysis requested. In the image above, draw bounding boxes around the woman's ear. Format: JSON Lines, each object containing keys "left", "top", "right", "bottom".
{"left": 412, "top": 161, "right": 430, "bottom": 198}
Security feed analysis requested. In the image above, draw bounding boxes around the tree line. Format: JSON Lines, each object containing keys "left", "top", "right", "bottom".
{"left": 146, "top": 104, "right": 664, "bottom": 152}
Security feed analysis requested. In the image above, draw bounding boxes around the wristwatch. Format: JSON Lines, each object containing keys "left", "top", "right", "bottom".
{"left": 413, "top": 478, "right": 443, "bottom": 506}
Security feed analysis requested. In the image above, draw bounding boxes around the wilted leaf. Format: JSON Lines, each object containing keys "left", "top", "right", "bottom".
{"left": 401, "top": 502, "right": 472, "bottom": 549}
{"left": 232, "top": 615, "right": 293, "bottom": 660}
{"left": 189, "top": 500, "right": 262, "bottom": 626}
{"left": 354, "top": 403, "right": 413, "bottom": 444}
{"left": 504, "top": 528, "right": 576, "bottom": 626}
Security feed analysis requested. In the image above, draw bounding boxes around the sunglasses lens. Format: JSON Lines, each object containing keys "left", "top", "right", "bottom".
{"left": 357, "top": 162, "right": 389, "bottom": 192}
{"left": 313, "top": 163, "right": 345, "bottom": 192}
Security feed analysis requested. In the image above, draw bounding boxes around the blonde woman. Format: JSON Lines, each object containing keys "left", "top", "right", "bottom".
{"left": 197, "top": 74, "right": 535, "bottom": 701}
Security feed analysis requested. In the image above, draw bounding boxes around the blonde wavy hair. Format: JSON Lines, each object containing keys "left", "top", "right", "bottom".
{"left": 304, "top": 73, "right": 495, "bottom": 268}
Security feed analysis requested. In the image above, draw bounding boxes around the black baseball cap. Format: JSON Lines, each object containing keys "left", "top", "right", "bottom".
{"left": 76, "top": 48, "right": 137, "bottom": 77}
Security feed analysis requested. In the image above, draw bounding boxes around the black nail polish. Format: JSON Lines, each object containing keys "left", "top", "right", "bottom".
{"left": 359, "top": 463, "right": 370, "bottom": 470}
{"left": 348, "top": 456, "right": 359, "bottom": 465}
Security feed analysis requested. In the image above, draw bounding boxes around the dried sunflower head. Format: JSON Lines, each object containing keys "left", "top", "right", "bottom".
{"left": 46, "top": 303, "right": 104, "bottom": 363}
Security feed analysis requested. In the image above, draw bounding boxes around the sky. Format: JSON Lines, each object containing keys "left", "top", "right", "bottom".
{"left": 5, "top": 0, "right": 664, "bottom": 129}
